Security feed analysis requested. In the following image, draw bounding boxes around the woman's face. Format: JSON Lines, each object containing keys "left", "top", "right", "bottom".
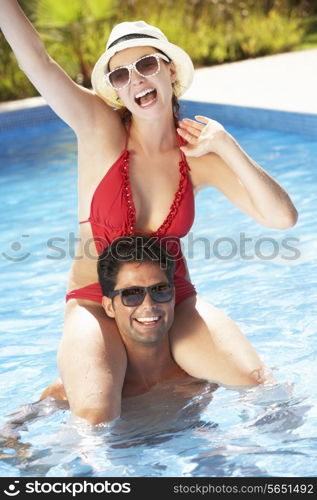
{"left": 108, "top": 46, "right": 176, "bottom": 120}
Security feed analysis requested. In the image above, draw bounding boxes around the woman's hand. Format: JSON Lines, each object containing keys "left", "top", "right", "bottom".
{"left": 177, "top": 115, "right": 227, "bottom": 157}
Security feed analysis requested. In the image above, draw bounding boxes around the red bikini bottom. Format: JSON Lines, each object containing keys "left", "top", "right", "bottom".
{"left": 66, "top": 275, "right": 196, "bottom": 307}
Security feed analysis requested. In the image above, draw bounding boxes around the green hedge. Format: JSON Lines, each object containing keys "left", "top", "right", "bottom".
{"left": 0, "top": 0, "right": 314, "bottom": 101}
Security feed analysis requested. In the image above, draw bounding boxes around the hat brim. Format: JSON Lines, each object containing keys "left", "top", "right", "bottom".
{"left": 91, "top": 38, "right": 194, "bottom": 108}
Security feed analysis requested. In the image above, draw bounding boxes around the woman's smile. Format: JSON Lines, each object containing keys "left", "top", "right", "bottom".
{"left": 134, "top": 87, "right": 158, "bottom": 107}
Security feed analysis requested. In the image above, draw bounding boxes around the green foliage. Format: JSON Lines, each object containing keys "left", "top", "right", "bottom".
{"left": 0, "top": 0, "right": 38, "bottom": 100}
{"left": 296, "top": 14, "right": 317, "bottom": 49}
{"left": 0, "top": 0, "right": 313, "bottom": 101}
{"left": 234, "top": 10, "right": 305, "bottom": 58}
{"left": 35, "top": 0, "right": 81, "bottom": 26}
{"left": 0, "top": 48, "right": 38, "bottom": 101}
{"left": 117, "top": 0, "right": 305, "bottom": 64}
{"left": 34, "top": 0, "right": 117, "bottom": 87}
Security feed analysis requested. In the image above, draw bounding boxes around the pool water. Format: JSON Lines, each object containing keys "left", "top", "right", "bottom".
{"left": 0, "top": 112, "right": 316, "bottom": 477}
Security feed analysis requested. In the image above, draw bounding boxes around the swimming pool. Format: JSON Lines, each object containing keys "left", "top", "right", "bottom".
{"left": 0, "top": 106, "right": 316, "bottom": 477}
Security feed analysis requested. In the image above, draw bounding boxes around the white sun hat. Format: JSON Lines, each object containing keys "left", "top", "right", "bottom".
{"left": 91, "top": 20, "right": 194, "bottom": 107}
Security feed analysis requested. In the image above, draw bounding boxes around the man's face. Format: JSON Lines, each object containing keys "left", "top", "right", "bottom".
{"left": 102, "top": 261, "right": 175, "bottom": 346}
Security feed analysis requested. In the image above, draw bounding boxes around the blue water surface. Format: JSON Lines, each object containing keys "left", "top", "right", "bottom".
{"left": 0, "top": 108, "right": 316, "bottom": 477}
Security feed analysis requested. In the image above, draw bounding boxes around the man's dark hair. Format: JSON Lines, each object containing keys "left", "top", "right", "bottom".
{"left": 97, "top": 234, "right": 175, "bottom": 297}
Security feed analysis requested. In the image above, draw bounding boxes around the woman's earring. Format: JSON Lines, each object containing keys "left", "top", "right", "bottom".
{"left": 116, "top": 96, "right": 124, "bottom": 107}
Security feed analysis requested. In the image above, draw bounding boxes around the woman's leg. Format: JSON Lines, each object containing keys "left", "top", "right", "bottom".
{"left": 170, "top": 294, "right": 273, "bottom": 386}
{"left": 56, "top": 300, "right": 127, "bottom": 425}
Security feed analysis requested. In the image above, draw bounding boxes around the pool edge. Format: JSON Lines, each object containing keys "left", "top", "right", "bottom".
{"left": 1, "top": 99, "right": 317, "bottom": 138}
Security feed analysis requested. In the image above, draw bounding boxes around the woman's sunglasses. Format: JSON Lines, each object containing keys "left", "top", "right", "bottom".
{"left": 104, "top": 53, "right": 170, "bottom": 90}
{"left": 108, "top": 282, "right": 174, "bottom": 307}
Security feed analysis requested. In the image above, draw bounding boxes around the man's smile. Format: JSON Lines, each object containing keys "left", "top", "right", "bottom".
{"left": 134, "top": 315, "right": 162, "bottom": 327}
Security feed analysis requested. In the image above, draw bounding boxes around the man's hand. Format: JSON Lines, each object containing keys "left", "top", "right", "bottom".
{"left": 40, "top": 378, "right": 67, "bottom": 401}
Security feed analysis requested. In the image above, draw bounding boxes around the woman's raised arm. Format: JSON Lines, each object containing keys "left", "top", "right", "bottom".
{"left": 0, "top": 0, "right": 118, "bottom": 134}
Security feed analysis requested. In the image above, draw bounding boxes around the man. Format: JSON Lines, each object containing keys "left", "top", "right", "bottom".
{"left": 41, "top": 235, "right": 188, "bottom": 402}
{"left": 41, "top": 235, "right": 274, "bottom": 408}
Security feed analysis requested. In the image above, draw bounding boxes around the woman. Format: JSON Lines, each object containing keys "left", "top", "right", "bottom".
{"left": 1, "top": 3, "right": 297, "bottom": 424}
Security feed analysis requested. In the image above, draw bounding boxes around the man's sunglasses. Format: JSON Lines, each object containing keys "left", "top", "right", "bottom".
{"left": 104, "top": 53, "right": 170, "bottom": 90}
{"left": 108, "top": 282, "right": 174, "bottom": 307}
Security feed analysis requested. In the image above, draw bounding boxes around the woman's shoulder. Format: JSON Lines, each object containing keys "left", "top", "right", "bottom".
{"left": 76, "top": 96, "right": 126, "bottom": 150}
{"left": 80, "top": 90, "right": 124, "bottom": 130}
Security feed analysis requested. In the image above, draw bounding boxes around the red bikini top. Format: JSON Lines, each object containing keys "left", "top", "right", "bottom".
{"left": 80, "top": 127, "right": 195, "bottom": 255}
